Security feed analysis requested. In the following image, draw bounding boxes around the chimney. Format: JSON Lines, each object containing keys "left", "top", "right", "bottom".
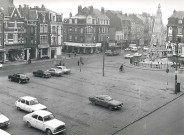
{"left": 78, "top": 5, "right": 82, "bottom": 14}
{"left": 101, "top": 7, "right": 104, "bottom": 14}
{"left": 69, "top": 12, "right": 72, "bottom": 18}
{"left": 89, "top": 6, "right": 93, "bottom": 14}
{"left": 173, "top": 9, "right": 176, "bottom": 14}
{"left": 61, "top": 13, "right": 63, "bottom": 22}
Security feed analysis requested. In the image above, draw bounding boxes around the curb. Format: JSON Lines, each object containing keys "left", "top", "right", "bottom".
{"left": 112, "top": 92, "right": 184, "bottom": 135}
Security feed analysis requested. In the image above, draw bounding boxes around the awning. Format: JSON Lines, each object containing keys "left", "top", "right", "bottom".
{"left": 64, "top": 42, "right": 101, "bottom": 47}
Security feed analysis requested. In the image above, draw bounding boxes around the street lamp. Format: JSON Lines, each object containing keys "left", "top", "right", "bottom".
{"left": 0, "top": 8, "right": 4, "bottom": 63}
{"left": 102, "top": 36, "right": 109, "bottom": 77}
{"left": 175, "top": 41, "right": 179, "bottom": 94}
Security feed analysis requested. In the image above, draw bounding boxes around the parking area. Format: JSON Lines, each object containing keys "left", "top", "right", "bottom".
{"left": 0, "top": 53, "right": 183, "bottom": 135}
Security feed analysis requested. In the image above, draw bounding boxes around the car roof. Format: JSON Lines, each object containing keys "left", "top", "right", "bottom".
{"left": 96, "top": 95, "right": 110, "bottom": 98}
{"left": 20, "top": 96, "right": 36, "bottom": 101}
{"left": 57, "top": 66, "right": 65, "bottom": 68}
{"left": 33, "top": 110, "right": 52, "bottom": 117}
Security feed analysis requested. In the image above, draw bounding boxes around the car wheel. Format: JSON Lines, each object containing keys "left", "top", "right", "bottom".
{"left": 17, "top": 107, "right": 21, "bottom": 111}
{"left": 19, "top": 80, "right": 21, "bottom": 84}
{"left": 26, "top": 122, "right": 31, "bottom": 128}
{"left": 46, "top": 129, "right": 52, "bottom": 135}
{"left": 109, "top": 106, "right": 113, "bottom": 111}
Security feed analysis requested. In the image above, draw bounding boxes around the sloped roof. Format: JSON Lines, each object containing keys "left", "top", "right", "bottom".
{"left": 93, "top": 9, "right": 109, "bottom": 20}
{"left": 169, "top": 11, "right": 184, "bottom": 19}
{"left": 29, "top": 10, "right": 37, "bottom": 20}
{"left": 129, "top": 14, "right": 144, "bottom": 24}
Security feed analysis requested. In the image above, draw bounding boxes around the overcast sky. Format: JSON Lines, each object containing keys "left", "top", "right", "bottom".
{"left": 14, "top": 0, "right": 184, "bottom": 25}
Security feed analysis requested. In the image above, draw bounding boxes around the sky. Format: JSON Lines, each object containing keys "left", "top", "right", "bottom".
{"left": 14, "top": 0, "right": 184, "bottom": 25}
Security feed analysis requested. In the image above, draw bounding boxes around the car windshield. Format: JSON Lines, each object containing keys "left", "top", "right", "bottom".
{"left": 30, "top": 99, "right": 39, "bottom": 105}
{"left": 19, "top": 74, "right": 26, "bottom": 78}
{"left": 105, "top": 96, "right": 112, "bottom": 101}
{"left": 44, "top": 114, "right": 55, "bottom": 121}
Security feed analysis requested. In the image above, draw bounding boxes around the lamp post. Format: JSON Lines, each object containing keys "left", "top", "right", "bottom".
{"left": 175, "top": 42, "right": 179, "bottom": 94}
{"left": 0, "top": 10, "right": 4, "bottom": 63}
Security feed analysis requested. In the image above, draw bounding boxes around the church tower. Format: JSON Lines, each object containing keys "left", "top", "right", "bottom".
{"left": 151, "top": 4, "right": 164, "bottom": 47}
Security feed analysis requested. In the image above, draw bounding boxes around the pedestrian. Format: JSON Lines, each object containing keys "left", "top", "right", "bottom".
{"left": 63, "top": 63, "right": 65, "bottom": 66}
{"left": 119, "top": 64, "right": 123, "bottom": 71}
{"left": 77, "top": 60, "right": 80, "bottom": 66}
{"left": 59, "top": 61, "right": 62, "bottom": 66}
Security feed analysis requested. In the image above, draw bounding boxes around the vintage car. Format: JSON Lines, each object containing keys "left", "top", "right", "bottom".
{"left": 15, "top": 96, "right": 47, "bottom": 112}
{"left": 0, "top": 129, "right": 11, "bottom": 135}
{"left": 33, "top": 70, "right": 51, "bottom": 78}
{"left": 89, "top": 95, "right": 123, "bottom": 110}
{"left": 23, "top": 110, "right": 66, "bottom": 135}
{"left": 0, "top": 113, "right": 10, "bottom": 128}
{"left": 47, "top": 68, "right": 64, "bottom": 76}
{"left": 124, "top": 54, "right": 134, "bottom": 59}
{"left": 56, "top": 66, "right": 71, "bottom": 74}
{"left": 8, "top": 73, "right": 30, "bottom": 84}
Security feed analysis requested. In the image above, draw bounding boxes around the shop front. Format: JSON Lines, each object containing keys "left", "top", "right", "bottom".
{"left": 63, "top": 42, "right": 101, "bottom": 54}
{"left": 38, "top": 44, "right": 50, "bottom": 59}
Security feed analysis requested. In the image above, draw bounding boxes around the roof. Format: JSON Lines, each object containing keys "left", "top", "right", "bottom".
{"left": 33, "top": 110, "right": 52, "bottom": 117}
{"left": 169, "top": 11, "right": 184, "bottom": 19}
{"left": 93, "top": 9, "right": 109, "bottom": 20}
{"left": 21, "top": 96, "right": 36, "bottom": 101}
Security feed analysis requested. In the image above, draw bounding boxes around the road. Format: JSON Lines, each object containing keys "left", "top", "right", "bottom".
{"left": 0, "top": 52, "right": 183, "bottom": 135}
{"left": 115, "top": 94, "right": 184, "bottom": 135}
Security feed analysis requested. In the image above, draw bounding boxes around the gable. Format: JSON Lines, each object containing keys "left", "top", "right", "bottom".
{"left": 11, "top": 8, "right": 21, "bottom": 21}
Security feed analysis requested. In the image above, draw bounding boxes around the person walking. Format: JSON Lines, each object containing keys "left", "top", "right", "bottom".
{"left": 119, "top": 64, "right": 124, "bottom": 72}
{"left": 77, "top": 60, "right": 80, "bottom": 66}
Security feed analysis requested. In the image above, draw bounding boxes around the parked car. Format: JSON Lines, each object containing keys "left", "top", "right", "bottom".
{"left": 8, "top": 73, "right": 30, "bottom": 84}
{"left": 133, "top": 52, "right": 142, "bottom": 57}
{"left": 0, "top": 129, "right": 11, "bottom": 135}
{"left": 124, "top": 54, "right": 134, "bottom": 59}
{"left": 124, "top": 48, "right": 131, "bottom": 51}
{"left": 33, "top": 70, "right": 51, "bottom": 78}
{"left": 89, "top": 95, "right": 123, "bottom": 110}
{"left": 0, "top": 113, "right": 10, "bottom": 128}
{"left": 105, "top": 50, "right": 113, "bottom": 56}
{"left": 0, "top": 63, "right": 3, "bottom": 69}
{"left": 47, "top": 68, "right": 64, "bottom": 76}
{"left": 23, "top": 110, "right": 66, "bottom": 135}
{"left": 15, "top": 96, "right": 47, "bottom": 112}
{"left": 56, "top": 66, "right": 71, "bottom": 74}
{"left": 143, "top": 46, "right": 149, "bottom": 51}
{"left": 131, "top": 47, "right": 138, "bottom": 52}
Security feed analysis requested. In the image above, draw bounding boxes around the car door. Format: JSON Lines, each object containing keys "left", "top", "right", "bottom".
{"left": 24, "top": 100, "right": 31, "bottom": 112}
{"left": 19, "top": 99, "right": 26, "bottom": 110}
{"left": 30, "top": 114, "right": 38, "bottom": 128}
{"left": 12, "top": 74, "right": 16, "bottom": 81}
{"left": 36, "top": 116, "right": 44, "bottom": 131}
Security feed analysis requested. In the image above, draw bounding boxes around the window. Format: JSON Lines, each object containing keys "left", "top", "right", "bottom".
{"left": 31, "top": 27, "right": 34, "bottom": 33}
{"left": 52, "top": 26, "right": 56, "bottom": 33}
{"left": 53, "top": 16, "right": 55, "bottom": 21}
{"left": 40, "top": 24, "right": 44, "bottom": 33}
{"left": 75, "top": 19, "right": 77, "bottom": 24}
{"left": 178, "top": 27, "right": 182, "bottom": 34}
{"left": 178, "top": 19, "right": 182, "bottom": 24}
{"left": 13, "top": 33, "right": 18, "bottom": 43}
{"left": 32, "top": 115, "right": 38, "bottom": 119}
{"left": 26, "top": 101, "right": 29, "bottom": 105}
{"left": 44, "top": 24, "right": 48, "bottom": 33}
{"left": 40, "top": 35, "right": 48, "bottom": 44}
{"left": 75, "top": 36, "right": 77, "bottom": 41}
{"left": 31, "top": 37, "right": 34, "bottom": 44}
{"left": 69, "top": 35, "right": 72, "bottom": 41}
{"left": 81, "top": 28, "right": 83, "bottom": 33}
{"left": 42, "top": 48, "right": 48, "bottom": 55}
{"left": 38, "top": 116, "right": 43, "bottom": 121}
{"left": 21, "top": 99, "right": 25, "bottom": 103}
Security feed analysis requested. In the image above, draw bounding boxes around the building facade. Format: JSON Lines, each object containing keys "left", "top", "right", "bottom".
{"left": 63, "top": 6, "right": 110, "bottom": 54}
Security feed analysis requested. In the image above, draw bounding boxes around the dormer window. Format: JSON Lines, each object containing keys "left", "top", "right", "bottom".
{"left": 178, "top": 19, "right": 182, "bottom": 24}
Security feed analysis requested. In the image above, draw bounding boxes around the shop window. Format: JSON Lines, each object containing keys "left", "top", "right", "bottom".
{"left": 42, "top": 48, "right": 48, "bottom": 55}
{"left": 178, "top": 27, "right": 182, "bottom": 34}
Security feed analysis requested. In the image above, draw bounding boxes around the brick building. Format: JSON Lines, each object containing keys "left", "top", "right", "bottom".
{"left": 63, "top": 6, "right": 110, "bottom": 54}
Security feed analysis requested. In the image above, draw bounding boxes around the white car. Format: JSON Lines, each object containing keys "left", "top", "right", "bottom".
{"left": 0, "top": 113, "right": 10, "bottom": 128}
{"left": 124, "top": 54, "right": 134, "bottom": 59}
{"left": 133, "top": 53, "right": 142, "bottom": 57}
{"left": 0, "top": 63, "right": 3, "bottom": 69}
{"left": 131, "top": 47, "right": 138, "bottom": 52}
{"left": 15, "top": 96, "right": 47, "bottom": 112}
{"left": 56, "top": 66, "right": 71, "bottom": 74}
{"left": 23, "top": 110, "right": 66, "bottom": 135}
{"left": 0, "top": 129, "right": 11, "bottom": 135}
{"left": 47, "top": 68, "right": 64, "bottom": 76}
{"left": 143, "top": 46, "right": 149, "bottom": 51}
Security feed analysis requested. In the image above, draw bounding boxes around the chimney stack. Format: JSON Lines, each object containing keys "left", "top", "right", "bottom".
{"left": 78, "top": 5, "right": 82, "bottom": 14}
{"left": 101, "top": 7, "right": 104, "bottom": 14}
{"left": 89, "top": 6, "right": 93, "bottom": 14}
{"left": 69, "top": 12, "right": 72, "bottom": 18}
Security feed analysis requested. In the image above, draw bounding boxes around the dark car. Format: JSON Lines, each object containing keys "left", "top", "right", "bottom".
{"left": 8, "top": 73, "right": 30, "bottom": 84}
{"left": 89, "top": 95, "right": 123, "bottom": 110}
{"left": 33, "top": 70, "right": 51, "bottom": 78}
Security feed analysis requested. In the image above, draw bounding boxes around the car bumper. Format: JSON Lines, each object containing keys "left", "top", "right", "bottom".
{"left": 0, "top": 121, "right": 10, "bottom": 127}
{"left": 53, "top": 128, "right": 66, "bottom": 134}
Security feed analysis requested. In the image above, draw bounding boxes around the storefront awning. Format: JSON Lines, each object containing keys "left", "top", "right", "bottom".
{"left": 64, "top": 42, "right": 101, "bottom": 47}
